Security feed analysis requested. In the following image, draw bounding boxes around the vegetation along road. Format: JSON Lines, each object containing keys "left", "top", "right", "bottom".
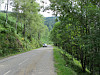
{"left": 0, "top": 0, "right": 100, "bottom": 75}
{"left": 0, "top": 45, "right": 56, "bottom": 75}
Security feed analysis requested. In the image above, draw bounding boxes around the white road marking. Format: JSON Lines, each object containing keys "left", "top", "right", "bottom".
{"left": 0, "top": 65, "right": 4, "bottom": 67}
{"left": 19, "top": 58, "right": 29, "bottom": 65}
{"left": 3, "top": 70, "right": 11, "bottom": 75}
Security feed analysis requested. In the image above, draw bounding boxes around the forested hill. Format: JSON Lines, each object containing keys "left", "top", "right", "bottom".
{"left": 0, "top": 0, "right": 49, "bottom": 57}
{"left": 44, "top": 17, "right": 56, "bottom": 31}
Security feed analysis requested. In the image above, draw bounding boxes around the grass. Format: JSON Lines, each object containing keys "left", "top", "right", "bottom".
{"left": 54, "top": 47, "right": 77, "bottom": 75}
{"left": 53, "top": 47, "right": 90, "bottom": 75}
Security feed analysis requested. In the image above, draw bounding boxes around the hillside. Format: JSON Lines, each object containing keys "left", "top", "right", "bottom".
{"left": 44, "top": 17, "right": 57, "bottom": 31}
{"left": 0, "top": 12, "right": 48, "bottom": 56}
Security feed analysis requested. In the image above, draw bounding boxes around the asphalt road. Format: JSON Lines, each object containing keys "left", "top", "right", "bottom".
{"left": 0, "top": 45, "right": 56, "bottom": 75}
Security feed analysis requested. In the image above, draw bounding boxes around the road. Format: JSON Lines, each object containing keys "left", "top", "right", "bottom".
{"left": 0, "top": 45, "right": 56, "bottom": 75}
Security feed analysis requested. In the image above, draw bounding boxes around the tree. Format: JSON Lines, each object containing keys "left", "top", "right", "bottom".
{"left": 50, "top": 0, "right": 100, "bottom": 74}
{"left": 0, "top": 0, "right": 49, "bottom": 56}
{"left": 5, "top": 0, "right": 9, "bottom": 24}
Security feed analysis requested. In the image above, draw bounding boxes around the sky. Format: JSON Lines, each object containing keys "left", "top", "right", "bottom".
{"left": 0, "top": 0, "right": 53, "bottom": 17}
{"left": 36, "top": 0, "right": 53, "bottom": 17}
{"left": 0, "top": 0, "right": 13, "bottom": 11}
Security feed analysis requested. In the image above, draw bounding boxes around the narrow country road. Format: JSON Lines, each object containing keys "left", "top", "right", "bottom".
{"left": 0, "top": 45, "right": 56, "bottom": 75}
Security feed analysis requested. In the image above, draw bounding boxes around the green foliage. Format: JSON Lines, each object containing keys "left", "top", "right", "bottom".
{"left": 50, "top": 0, "right": 100, "bottom": 74}
{"left": 54, "top": 47, "right": 77, "bottom": 75}
{"left": 54, "top": 47, "right": 90, "bottom": 75}
{"left": 44, "top": 17, "right": 57, "bottom": 31}
{"left": 0, "top": 0, "right": 49, "bottom": 56}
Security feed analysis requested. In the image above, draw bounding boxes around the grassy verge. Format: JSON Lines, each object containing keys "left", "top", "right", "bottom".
{"left": 54, "top": 47, "right": 77, "bottom": 75}
{"left": 53, "top": 47, "right": 90, "bottom": 75}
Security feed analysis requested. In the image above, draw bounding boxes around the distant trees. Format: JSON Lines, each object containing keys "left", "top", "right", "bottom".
{"left": 50, "top": 0, "right": 100, "bottom": 75}
{"left": 44, "top": 17, "right": 56, "bottom": 31}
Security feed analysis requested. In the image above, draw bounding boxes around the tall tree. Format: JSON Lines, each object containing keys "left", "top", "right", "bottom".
{"left": 5, "top": 0, "right": 9, "bottom": 24}
{"left": 50, "top": 0, "right": 100, "bottom": 74}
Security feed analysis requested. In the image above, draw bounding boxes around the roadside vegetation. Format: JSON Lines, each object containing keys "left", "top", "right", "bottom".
{"left": 50, "top": 0, "right": 100, "bottom": 75}
{"left": 54, "top": 47, "right": 90, "bottom": 75}
{"left": 0, "top": 0, "right": 49, "bottom": 58}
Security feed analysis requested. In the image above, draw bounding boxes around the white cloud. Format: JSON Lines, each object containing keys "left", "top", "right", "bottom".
{"left": 40, "top": 10, "right": 53, "bottom": 17}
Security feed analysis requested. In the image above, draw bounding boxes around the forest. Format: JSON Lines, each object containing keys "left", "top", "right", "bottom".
{"left": 0, "top": 0, "right": 100, "bottom": 75}
{"left": 50, "top": 0, "right": 100, "bottom": 75}
{"left": 44, "top": 17, "right": 56, "bottom": 31}
{"left": 0, "top": 0, "right": 49, "bottom": 56}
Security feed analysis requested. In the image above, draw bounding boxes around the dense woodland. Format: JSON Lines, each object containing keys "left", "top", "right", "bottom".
{"left": 0, "top": 0, "right": 49, "bottom": 56}
{"left": 44, "top": 17, "right": 56, "bottom": 31}
{"left": 50, "top": 0, "right": 100, "bottom": 75}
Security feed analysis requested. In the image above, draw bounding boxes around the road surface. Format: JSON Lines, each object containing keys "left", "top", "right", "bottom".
{"left": 0, "top": 45, "right": 56, "bottom": 75}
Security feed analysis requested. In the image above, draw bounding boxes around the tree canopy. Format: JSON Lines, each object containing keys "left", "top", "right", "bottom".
{"left": 0, "top": 0, "right": 49, "bottom": 56}
{"left": 50, "top": 0, "right": 100, "bottom": 74}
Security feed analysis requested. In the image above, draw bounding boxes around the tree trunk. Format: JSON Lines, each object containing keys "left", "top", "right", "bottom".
{"left": 38, "top": 32, "right": 40, "bottom": 40}
{"left": 21, "top": 22, "right": 23, "bottom": 34}
{"left": 6, "top": 0, "right": 9, "bottom": 24}
{"left": 16, "top": 12, "right": 18, "bottom": 34}
{"left": 23, "top": 23, "right": 25, "bottom": 37}
{"left": 80, "top": 50, "right": 86, "bottom": 72}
